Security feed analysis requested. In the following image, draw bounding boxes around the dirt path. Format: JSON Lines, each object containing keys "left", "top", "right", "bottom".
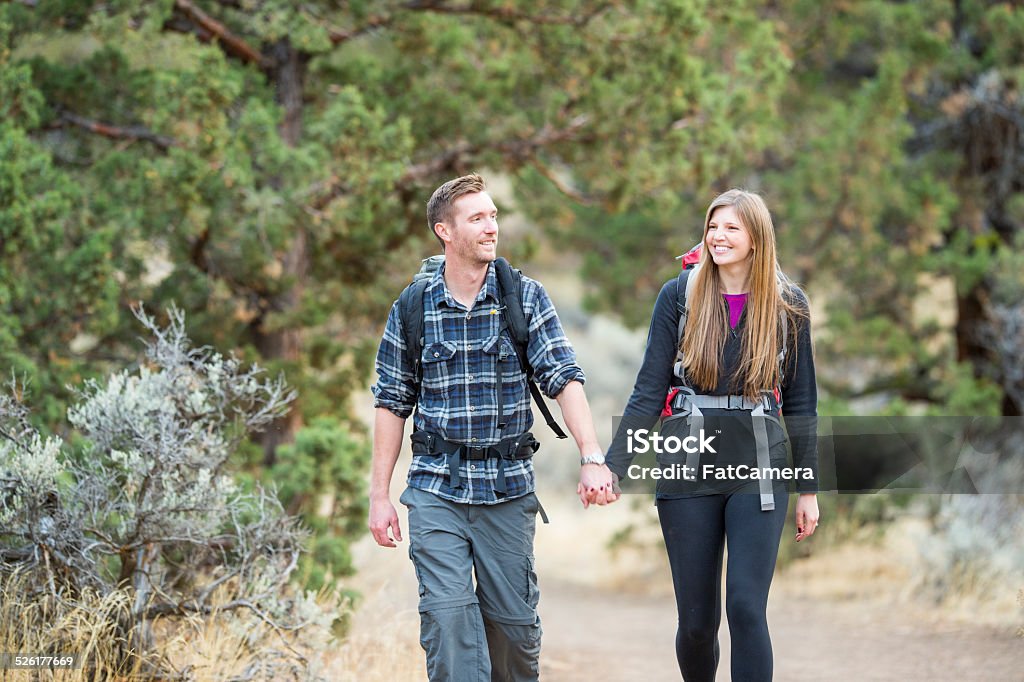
{"left": 330, "top": 480, "right": 1022, "bottom": 681}
{"left": 538, "top": 578, "right": 1022, "bottom": 681}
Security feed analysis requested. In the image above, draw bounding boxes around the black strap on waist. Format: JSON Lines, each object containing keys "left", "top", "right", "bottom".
{"left": 410, "top": 431, "right": 540, "bottom": 494}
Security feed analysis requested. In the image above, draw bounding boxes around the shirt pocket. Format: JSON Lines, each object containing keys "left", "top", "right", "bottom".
{"left": 482, "top": 334, "right": 526, "bottom": 379}
{"left": 482, "top": 334, "right": 528, "bottom": 406}
{"left": 421, "top": 340, "right": 458, "bottom": 397}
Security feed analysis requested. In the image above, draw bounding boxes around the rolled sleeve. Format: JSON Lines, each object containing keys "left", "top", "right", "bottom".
{"left": 522, "top": 279, "right": 586, "bottom": 399}
{"left": 370, "top": 301, "right": 418, "bottom": 418}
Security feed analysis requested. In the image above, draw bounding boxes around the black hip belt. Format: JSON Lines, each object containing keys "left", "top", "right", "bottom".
{"left": 410, "top": 431, "right": 540, "bottom": 495}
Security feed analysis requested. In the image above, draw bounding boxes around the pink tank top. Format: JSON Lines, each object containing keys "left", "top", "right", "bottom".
{"left": 723, "top": 293, "right": 747, "bottom": 329}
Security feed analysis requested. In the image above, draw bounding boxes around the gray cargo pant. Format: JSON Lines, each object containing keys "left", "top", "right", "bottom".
{"left": 399, "top": 486, "right": 542, "bottom": 682}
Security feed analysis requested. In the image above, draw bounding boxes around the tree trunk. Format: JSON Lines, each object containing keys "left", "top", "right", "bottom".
{"left": 254, "top": 39, "right": 309, "bottom": 466}
{"left": 130, "top": 543, "right": 159, "bottom": 654}
{"left": 955, "top": 281, "right": 1023, "bottom": 416}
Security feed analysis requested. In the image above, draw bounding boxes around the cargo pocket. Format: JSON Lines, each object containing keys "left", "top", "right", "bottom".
{"left": 525, "top": 555, "right": 539, "bottom": 611}
{"left": 408, "top": 545, "right": 427, "bottom": 598}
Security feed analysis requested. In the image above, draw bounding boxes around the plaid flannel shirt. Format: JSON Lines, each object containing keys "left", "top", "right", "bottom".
{"left": 371, "top": 261, "right": 585, "bottom": 504}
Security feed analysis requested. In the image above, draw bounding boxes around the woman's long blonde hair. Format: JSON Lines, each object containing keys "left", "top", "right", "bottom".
{"left": 681, "top": 189, "right": 808, "bottom": 399}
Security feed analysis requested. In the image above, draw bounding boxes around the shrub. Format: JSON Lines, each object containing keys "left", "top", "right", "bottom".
{"left": 0, "top": 306, "right": 334, "bottom": 679}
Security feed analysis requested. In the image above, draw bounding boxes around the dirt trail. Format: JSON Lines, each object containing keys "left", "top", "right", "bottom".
{"left": 538, "top": 578, "right": 1022, "bottom": 681}
{"left": 332, "top": 478, "right": 1023, "bottom": 681}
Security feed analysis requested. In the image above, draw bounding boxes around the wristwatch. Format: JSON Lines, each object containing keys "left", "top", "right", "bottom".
{"left": 580, "top": 452, "right": 606, "bottom": 466}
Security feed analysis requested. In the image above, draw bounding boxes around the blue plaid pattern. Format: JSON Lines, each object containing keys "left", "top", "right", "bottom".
{"left": 372, "top": 261, "right": 585, "bottom": 504}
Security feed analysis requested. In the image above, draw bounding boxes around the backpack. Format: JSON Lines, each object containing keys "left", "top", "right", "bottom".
{"left": 668, "top": 243, "right": 789, "bottom": 513}
{"left": 397, "top": 256, "right": 568, "bottom": 439}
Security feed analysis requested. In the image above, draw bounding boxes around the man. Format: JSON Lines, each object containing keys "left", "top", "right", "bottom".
{"left": 369, "top": 173, "right": 618, "bottom": 681}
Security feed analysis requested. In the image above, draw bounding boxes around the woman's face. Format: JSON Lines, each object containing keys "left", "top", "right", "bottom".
{"left": 705, "top": 205, "right": 754, "bottom": 269}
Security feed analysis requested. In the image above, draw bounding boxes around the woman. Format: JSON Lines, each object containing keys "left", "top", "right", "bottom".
{"left": 606, "top": 189, "right": 819, "bottom": 681}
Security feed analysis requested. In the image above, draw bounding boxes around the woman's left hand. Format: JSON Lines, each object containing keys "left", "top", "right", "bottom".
{"left": 794, "top": 493, "right": 819, "bottom": 542}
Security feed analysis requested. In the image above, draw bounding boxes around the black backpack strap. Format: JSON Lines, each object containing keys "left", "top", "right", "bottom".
{"left": 398, "top": 278, "right": 430, "bottom": 390}
{"left": 494, "top": 257, "right": 528, "bottom": 348}
{"left": 494, "top": 257, "right": 568, "bottom": 439}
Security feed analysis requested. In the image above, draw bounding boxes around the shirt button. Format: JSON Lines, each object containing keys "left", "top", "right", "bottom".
{"left": 468, "top": 374, "right": 474, "bottom": 381}
{"left": 471, "top": 437, "right": 478, "bottom": 443}
{"left": 470, "top": 464, "right": 477, "bottom": 471}
{"left": 469, "top": 406, "right": 476, "bottom": 412}
{"left": 433, "top": 352, "right": 440, "bottom": 358}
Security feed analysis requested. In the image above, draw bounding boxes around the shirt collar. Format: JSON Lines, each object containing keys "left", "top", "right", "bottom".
{"left": 425, "top": 259, "right": 500, "bottom": 309}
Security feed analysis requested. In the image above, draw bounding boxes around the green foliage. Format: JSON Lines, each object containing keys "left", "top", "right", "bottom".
{"left": 555, "top": 0, "right": 1024, "bottom": 417}
{"left": 271, "top": 418, "right": 371, "bottom": 590}
{"left": 1, "top": 23, "right": 120, "bottom": 426}
{"left": 5, "top": 2, "right": 1024, "bottom": 604}
{"left": 3, "top": 0, "right": 803, "bottom": 426}
{"left": 927, "top": 362, "right": 1003, "bottom": 417}
{"left": 1, "top": 0, "right": 830, "bottom": 585}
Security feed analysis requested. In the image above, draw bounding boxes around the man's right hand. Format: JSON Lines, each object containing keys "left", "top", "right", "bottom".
{"left": 369, "top": 496, "right": 403, "bottom": 548}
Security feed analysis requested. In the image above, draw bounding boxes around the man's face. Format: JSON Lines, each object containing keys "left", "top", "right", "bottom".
{"left": 440, "top": 191, "right": 499, "bottom": 265}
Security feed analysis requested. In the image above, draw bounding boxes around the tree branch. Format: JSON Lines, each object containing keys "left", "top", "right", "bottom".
{"left": 402, "top": 0, "right": 613, "bottom": 27}
{"left": 171, "top": 0, "right": 271, "bottom": 67}
{"left": 328, "top": 12, "right": 396, "bottom": 45}
{"left": 308, "top": 115, "right": 592, "bottom": 212}
{"left": 50, "top": 111, "right": 178, "bottom": 150}
{"left": 402, "top": 115, "right": 594, "bottom": 182}
{"left": 530, "top": 158, "right": 595, "bottom": 204}
{"left": 327, "top": 0, "right": 613, "bottom": 45}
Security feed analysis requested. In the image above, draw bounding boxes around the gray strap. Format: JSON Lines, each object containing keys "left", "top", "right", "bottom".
{"left": 672, "top": 392, "right": 769, "bottom": 412}
{"left": 685, "top": 401, "right": 703, "bottom": 476}
{"left": 536, "top": 498, "right": 549, "bottom": 524}
{"left": 750, "top": 402, "right": 775, "bottom": 511}
{"left": 682, "top": 394, "right": 765, "bottom": 411}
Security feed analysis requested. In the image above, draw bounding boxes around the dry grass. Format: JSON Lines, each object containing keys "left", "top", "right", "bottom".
{"left": 774, "top": 515, "right": 1024, "bottom": 630}
{"left": 0, "top": 570, "right": 151, "bottom": 681}
{"left": 0, "top": 570, "right": 343, "bottom": 681}
{"left": 321, "top": 598, "right": 424, "bottom": 682}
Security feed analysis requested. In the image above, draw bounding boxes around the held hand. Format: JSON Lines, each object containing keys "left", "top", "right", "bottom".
{"left": 369, "top": 496, "right": 403, "bottom": 548}
{"left": 794, "top": 493, "right": 820, "bottom": 542}
{"left": 578, "top": 463, "right": 620, "bottom": 509}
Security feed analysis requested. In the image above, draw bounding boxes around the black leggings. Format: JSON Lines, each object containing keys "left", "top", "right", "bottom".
{"left": 657, "top": 491, "right": 787, "bottom": 682}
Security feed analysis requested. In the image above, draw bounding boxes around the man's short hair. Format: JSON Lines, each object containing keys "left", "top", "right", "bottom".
{"left": 426, "top": 173, "right": 486, "bottom": 248}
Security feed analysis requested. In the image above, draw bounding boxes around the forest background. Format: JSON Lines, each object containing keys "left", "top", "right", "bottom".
{"left": 2, "top": 0, "right": 1022, "bottom": 679}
